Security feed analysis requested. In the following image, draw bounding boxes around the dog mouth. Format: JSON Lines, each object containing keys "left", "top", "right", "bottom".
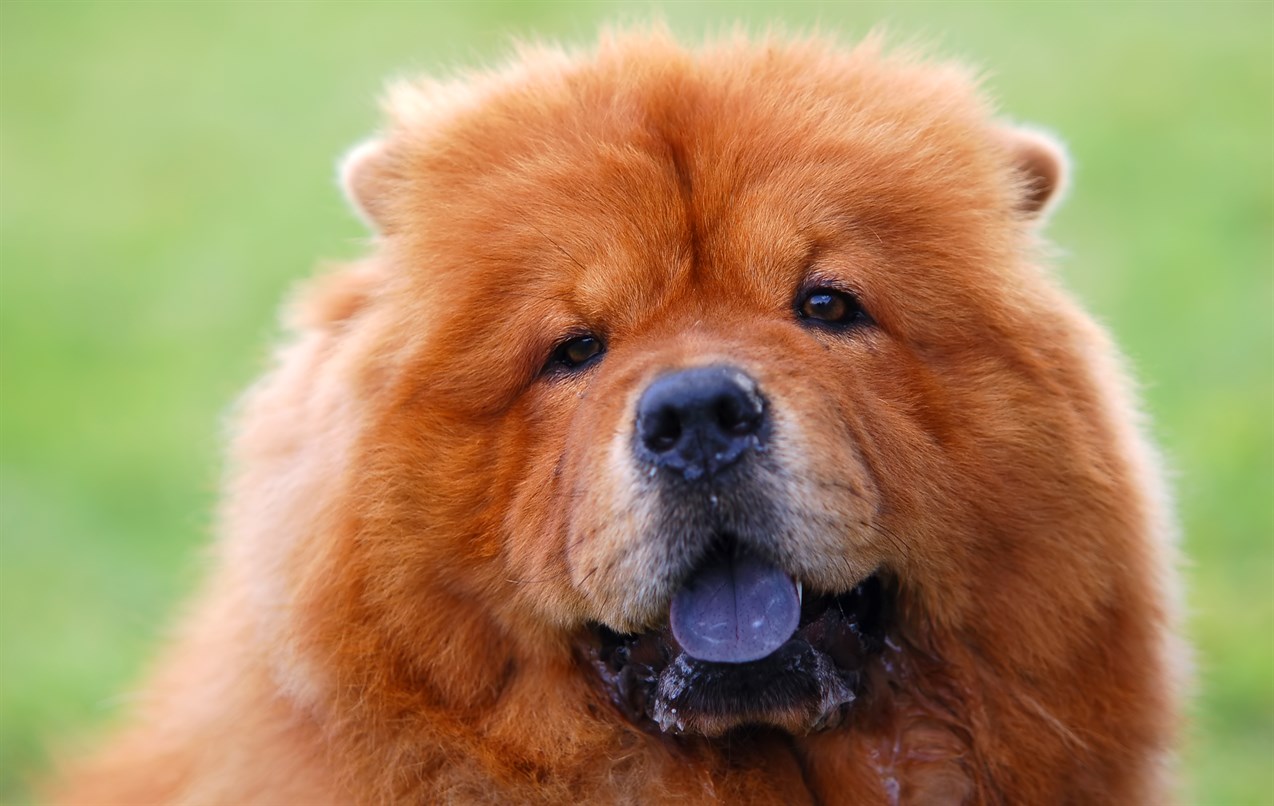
{"left": 580, "top": 538, "right": 890, "bottom": 737}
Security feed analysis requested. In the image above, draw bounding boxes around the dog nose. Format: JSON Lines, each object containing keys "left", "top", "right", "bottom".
{"left": 635, "top": 365, "right": 766, "bottom": 480}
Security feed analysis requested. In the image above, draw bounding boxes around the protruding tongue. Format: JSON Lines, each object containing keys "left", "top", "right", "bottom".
{"left": 669, "top": 549, "right": 800, "bottom": 664}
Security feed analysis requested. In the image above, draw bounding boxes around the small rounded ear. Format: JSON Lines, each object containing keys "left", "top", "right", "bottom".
{"left": 339, "top": 138, "right": 394, "bottom": 232}
{"left": 998, "top": 126, "right": 1070, "bottom": 221}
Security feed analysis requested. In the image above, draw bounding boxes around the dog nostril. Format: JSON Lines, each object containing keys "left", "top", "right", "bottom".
{"left": 714, "top": 394, "right": 760, "bottom": 436}
{"left": 646, "top": 408, "right": 682, "bottom": 453}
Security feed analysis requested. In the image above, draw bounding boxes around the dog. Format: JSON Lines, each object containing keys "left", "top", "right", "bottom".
{"left": 55, "top": 29, "right": 1184, "bottom": 804}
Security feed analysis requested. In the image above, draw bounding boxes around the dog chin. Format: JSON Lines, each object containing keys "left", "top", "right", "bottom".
{"left": 580, "top": 574, "right": 890, "bottom": 737}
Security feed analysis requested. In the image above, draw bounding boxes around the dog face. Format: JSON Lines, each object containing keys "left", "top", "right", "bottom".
{"left": 318, "top": 34, "right": 1096, "bottom": 740}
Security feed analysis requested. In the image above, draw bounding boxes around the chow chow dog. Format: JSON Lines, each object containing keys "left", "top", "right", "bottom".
{"left": 55, "top": 29, "right": 1184, "bottom": 804}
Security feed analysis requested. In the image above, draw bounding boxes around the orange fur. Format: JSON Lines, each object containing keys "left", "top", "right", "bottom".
{"left": 54, "top": 29, "right": 1184, "bottom": 804}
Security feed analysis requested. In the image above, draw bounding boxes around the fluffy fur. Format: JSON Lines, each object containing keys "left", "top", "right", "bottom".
{"left": 54, "top": 30, "right": 1184, "bottom": 804}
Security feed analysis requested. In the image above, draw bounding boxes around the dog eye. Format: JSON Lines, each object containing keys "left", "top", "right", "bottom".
{"left": 549, "top": 334, "right": 605, "bottom": 372}
{"left": 797, "top": 288, "right": 871, "bottom": 328}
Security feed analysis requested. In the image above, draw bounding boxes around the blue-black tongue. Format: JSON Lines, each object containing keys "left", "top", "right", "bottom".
{"left": 669, "top": 548, "right": 800, "bottom": 664}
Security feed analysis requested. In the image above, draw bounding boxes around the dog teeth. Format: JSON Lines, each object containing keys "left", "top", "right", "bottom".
{"left": 796, "top": 581, "right": 803, "bottom": 604}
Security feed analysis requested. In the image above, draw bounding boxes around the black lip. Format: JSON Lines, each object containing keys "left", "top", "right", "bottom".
{"left": 580, "top": 574, "right": 890, "bottom": 736}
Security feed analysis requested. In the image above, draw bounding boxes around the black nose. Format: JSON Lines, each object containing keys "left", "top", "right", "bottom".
{"left": 635, "top": 365, "right": 766, "bottom": 481}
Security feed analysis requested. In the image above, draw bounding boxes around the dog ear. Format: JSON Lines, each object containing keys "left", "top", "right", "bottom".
{"left": 339, "top": 138, "right": 395, "bottom": 232}
{"left": 999, "top": 126, "right": 1069, "bottom": 221}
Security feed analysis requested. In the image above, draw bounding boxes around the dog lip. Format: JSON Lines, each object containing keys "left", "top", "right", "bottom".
{"left": 580, "top": 573, "right": 890, "bottom": 737}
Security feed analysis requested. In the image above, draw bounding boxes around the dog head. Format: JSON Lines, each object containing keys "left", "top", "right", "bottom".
{"left": 238, "top": 33, "right": 1157, "bottom": 745}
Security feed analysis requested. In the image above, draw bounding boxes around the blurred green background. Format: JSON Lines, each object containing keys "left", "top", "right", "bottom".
{"left": 1, "top": 1, "right": 1270, "bottom": 802}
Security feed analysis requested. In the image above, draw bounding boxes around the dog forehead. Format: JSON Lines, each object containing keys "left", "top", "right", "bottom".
{"left": 510, "top": 186, "right": 815, "bottom": 335}
{"left": 390, "top": 37, "right": 1027, "bottom": 342}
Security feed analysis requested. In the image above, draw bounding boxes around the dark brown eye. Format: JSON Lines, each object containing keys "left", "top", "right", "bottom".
{"left": 797, "top": 287, "right": 870, "bottom": 328}
{"left": 549, "top": 334, "right": 604, "bottom": 372}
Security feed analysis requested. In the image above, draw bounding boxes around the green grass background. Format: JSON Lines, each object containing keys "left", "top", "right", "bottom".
{"left": 1, "top": 1, "right": 1270, "bottom": 802}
